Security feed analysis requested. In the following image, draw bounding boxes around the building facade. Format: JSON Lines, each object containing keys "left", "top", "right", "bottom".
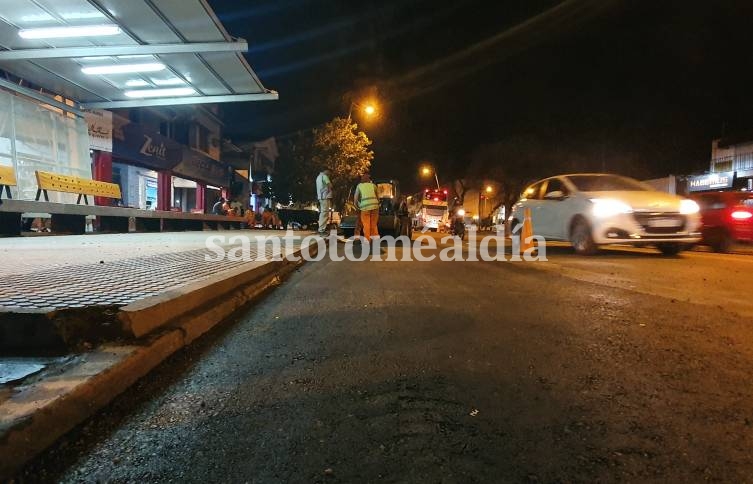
{"left": 701, "top": 137, "right": 753, "bottom": 192}
{"left": 93, "top": 104, "right": 249, "bottom": 213}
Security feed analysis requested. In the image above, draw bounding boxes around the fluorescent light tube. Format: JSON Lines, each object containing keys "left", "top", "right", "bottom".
{"left": 152, "top": 78, "right": 186, "bottom": 86}
{"left": 19, "top": 24, "right": 121, "bottom": 39}
{"left": 125, "top": 79, "right": 150, "bottom": 87}
{"left": 124, "top": 87, "right": 197, "bottom": 98}
{"left": 82, "top": 63, "right": 166, "bottom": 75}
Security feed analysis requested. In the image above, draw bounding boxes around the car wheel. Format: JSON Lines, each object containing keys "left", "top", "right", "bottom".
{"left": 342, "top": 228, "right": 355, "bottom": 238}
{"left": 570, "top": 217, "right": 597, "bottom": 255}
{"left": 710, "top": 229, "right": 732, "bottom": 253}
{"left": 657, "top": 243, "right": 682, "bottom": 256}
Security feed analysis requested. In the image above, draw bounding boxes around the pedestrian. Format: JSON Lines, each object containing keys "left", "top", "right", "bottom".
{"left": 222, "top": 198, "right": 233, "bottom": 215}
{"left": 354, "top": 173, "right": 379, "bottom": 239}
{"left": 262, "top": 206, "right": 277, "bottom": 228}
{"left": 316, "top": 168, "right": 333, "bottom": 235}
{"left": 244, "top": 206, "right": 256, "bottom": 229}
{"left": 230, "top": 198, "right": 243, "bottom": 216}
{"left": 212, "top": 197, "right": 226, "bottom": 215}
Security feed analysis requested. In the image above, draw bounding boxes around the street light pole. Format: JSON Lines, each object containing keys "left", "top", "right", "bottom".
{"left": 421, "top": 165, "right": 440, "bottom": 189}
{"left": 347, "top": 101, "right": 377, "bottom": 122}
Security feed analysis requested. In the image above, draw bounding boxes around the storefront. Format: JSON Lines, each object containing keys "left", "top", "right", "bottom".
{"left": 106, "top": 115, "right": 248, "bottom": 213}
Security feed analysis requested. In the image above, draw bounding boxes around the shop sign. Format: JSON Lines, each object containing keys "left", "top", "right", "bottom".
{"left": 83, "top": 108, "right": 112, "bottom": 152}
{"left": 687, "top": 171, "right": 734, "bottom": 192}
{"left": 173, "top": 148, "right": 229, "bottom": 187}
{"left": 112, "top": 119, "right": 182, "bottom": 170}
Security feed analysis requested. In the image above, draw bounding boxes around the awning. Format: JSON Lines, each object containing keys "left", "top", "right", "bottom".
{"left": 0, "top": 0, "right": 277, "bottom": 112}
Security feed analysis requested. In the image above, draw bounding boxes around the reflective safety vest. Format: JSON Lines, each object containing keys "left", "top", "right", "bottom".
{"left": 357, "top": 182, "right": 379, "bottom": 211}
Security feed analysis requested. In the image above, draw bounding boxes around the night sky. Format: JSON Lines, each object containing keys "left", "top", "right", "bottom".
{"left": 212, "top": 0, "right": 753, "bottom": 188}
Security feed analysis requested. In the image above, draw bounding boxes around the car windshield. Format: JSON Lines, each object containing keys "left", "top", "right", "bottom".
{"left": 566, "top": 175, "right": 650, "bottom": 192}
{"left": 376, "top": 183, "right": 395, "bottom": 198}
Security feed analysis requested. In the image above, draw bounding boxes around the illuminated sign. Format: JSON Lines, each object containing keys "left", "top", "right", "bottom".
{"left": 687, "top": 172, "right": 734, "bottom": 192}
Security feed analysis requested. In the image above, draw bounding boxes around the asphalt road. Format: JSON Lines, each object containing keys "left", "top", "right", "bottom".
{"left": 20, "top": 237, "right": 753, "bottom": 483}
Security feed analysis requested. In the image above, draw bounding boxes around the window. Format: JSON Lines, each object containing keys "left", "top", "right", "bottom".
{"left": 713, "top": 160, "right": 733, "bottom": 172}
{"left": 173, "top": 122, "right": 189, "bottom": 145}
{"left": 543, "top": 178, "right": 569, "bottom": 198}
{"left": 197, "top": 124, "right": 210, "bottom": 153}
{"left": 159, "top": 121, "right": 172, "bottom": 138}
{"left": 696, "top": 194, "right": 721, "bottom": 210}
{"left": 522, "top": 182, "right": 544, "bottom": 200}
{"left": 567, "top": 174, "right": 649, "bottom": 192}
{"left": 2, "top": 91, "right": 90, "bottom": 201}
{"left": 377, "top": 183, "right": 395, "bottom": 199}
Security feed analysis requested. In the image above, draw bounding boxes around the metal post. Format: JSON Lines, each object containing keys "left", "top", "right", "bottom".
{"left": 92, "top": 150, "right": 113, "bottom": 206}
{"left": 157, "top": 170, "right": 171, "bottom": 211}
{"left": 196, "top": 182, "right": 206, "bottom": 212}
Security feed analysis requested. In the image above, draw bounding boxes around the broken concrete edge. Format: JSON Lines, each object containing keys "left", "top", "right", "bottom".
{"left": 0, "top": 242, "right": 317, "bottom": 479}
{"left": 0, "top": 305, "right": 120, "bottom": 353}
{"left": 0, "top": 243, "right": 316, "bottom": 352}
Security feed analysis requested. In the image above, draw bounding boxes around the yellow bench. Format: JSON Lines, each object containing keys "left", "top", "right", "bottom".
{"left": 35, "top": 170, "right": 122, "bottom": 205}
{"left": 0, "top": 165, "right": 16, "bottom": 201}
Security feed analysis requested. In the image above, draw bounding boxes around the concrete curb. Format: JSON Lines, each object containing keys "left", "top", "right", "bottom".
{"left": 120, "top": 259, "right": 278, "bottom": 338}
{"left": 0, "top": 243, "right": 316, "bottom": 479}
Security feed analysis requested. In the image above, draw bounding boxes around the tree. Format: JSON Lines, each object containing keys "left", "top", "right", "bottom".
{"left": 271, "top": 117, "right": 373, "bottom": 209}
{"left": 311, "top": 117, "right": 374, "bottom": 209}
{"left": 272, "top": 132, "right": 315, "bottom": 205}
{"left": 449, "top": 178, "right": 468, "bottom": 207}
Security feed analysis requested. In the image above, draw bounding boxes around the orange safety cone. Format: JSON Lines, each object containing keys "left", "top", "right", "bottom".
{"left": 520, "top": 207, "right": 535, "bottom": 253}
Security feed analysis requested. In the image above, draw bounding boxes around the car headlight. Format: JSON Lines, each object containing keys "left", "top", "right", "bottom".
{"left": 679, "top": 199, "right": 700, "bottom": 215}
{"left": 457, "top": 209, "right": 465, "bottom": 216}
{"left": 590, "top": 198, "right": 633, "bottom": 218}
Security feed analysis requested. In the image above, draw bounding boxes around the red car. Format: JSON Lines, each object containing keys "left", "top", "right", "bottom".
{"left": 691, "top": 191, "right": 753, "bottom": 252}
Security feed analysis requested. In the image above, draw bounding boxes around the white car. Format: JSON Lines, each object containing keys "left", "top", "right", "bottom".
{"left": 509, "top": 173, "right": 702, "bottom": 255}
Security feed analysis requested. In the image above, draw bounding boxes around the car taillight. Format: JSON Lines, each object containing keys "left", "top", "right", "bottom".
{"left": 731, "top": 210, "right": 753, "bottom": 220}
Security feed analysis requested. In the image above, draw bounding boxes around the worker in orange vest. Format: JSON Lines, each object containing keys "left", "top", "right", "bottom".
{"left": 354, "top": 173, "right": 380, "bottom": 240}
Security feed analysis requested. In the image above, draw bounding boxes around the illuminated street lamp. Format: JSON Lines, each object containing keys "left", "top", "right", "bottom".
{"left": 420, "top": 164, "right": 440, "bottom": 189}
{"left": 348, "top": 100, "right": 378, "bottom": 122}
{"left": 486, "top": 185, "right": 493, "bottom": 193}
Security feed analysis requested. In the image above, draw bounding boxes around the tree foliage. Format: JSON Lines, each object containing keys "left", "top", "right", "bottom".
{"left": 272, "top": 132, "right": 315, "bottom": 205}
{"left": 271, "top": 117, "right": 373, "bottom": 209}
{"left": 312, "top": 117, "right": 374, "bottom": 209}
